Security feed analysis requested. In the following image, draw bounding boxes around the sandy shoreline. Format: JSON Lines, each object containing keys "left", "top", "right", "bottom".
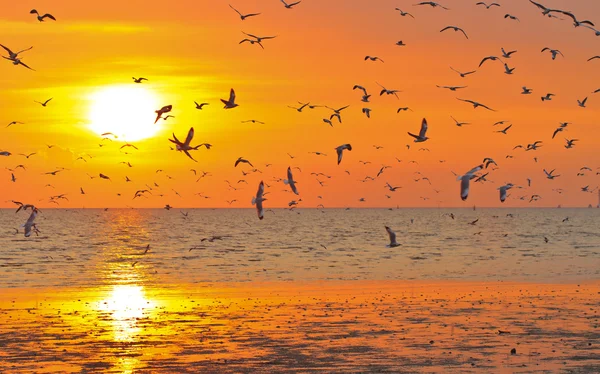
{"left": 1, "top": 281, "right": 599, "bottom": 373}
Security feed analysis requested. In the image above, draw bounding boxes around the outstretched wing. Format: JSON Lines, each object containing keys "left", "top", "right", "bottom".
{"left": 419, "top": 118, "right": 428, "bottom": 138}
{"left": 185, "top": 127, "right": 195, "bottom": 146}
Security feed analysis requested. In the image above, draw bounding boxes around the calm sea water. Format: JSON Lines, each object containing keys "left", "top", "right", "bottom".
{"left": 1, "top": 208, "right": 599, "bottom": 288}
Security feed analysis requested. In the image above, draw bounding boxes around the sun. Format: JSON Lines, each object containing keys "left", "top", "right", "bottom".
{"left": 88, "top": 85, "right": 161, "bottom": 141}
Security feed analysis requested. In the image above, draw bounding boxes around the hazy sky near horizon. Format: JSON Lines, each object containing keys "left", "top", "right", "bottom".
{"left": 1, "top": 0, "right": 599, "bottom": 208}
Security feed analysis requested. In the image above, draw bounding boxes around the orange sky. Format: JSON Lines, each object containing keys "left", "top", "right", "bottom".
{"left": 1, "top": 0, "right": 599, "bottom": 208}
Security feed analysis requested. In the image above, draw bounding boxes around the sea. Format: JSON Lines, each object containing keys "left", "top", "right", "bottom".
{"left": 1, "top": 208, "right": 599, "bottom": 288}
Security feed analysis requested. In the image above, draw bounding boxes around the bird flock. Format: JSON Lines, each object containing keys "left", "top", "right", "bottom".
{"left": 1, "top": 1, "right": 599, "bottom": 240}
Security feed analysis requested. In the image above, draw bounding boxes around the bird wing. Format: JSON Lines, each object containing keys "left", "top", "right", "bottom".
{"left": 229, "top": 88, "right": 236, "bottom": 103}
{"left": 419, "top": 118, "right": 428, "bottom": 138}
{"left": 385, "top": 226, "right": 397, "bottom": 245}
{"left": 0, "top": 44, "right": 14, "bottom": 55}
{"left": 460, "top": 175, "right": 471, "bottom": 200}
{"left": 229, "top": 4, "right": 242, "bottom": 16}
{"left": 185, "top": 127, "right": 195, "bottom": 146}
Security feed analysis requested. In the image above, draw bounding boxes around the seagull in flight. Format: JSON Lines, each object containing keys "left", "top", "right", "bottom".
{"left": 35, "top": 98, "right": 53, "bottom": 107}
{"left": 221, "top": 88, "right": 238, "bottom": 109}
{"left": 365, "top": 56, "right": 384, "bottom": 63}
{"left": 413, "top": 2, "right": 449, "bottom": 10}
{"left": 235, "top": 157, "right": 254, "bottom": 168}
{"left": 132, "top": 77, "right": 147, "bottom": 83}
{"left": 521, "top": 87, "right": 533, "bottom": 94}
{"left": 451, "top": 116, "right": 470, "bottom": 127}
{"left": 195, "top": 101, "right": 209, "bottom": 110}
{"left": 495, "top": 124, "right": 513, "bottom": 134}
{"left": 457, "top": 164, "right": 484, "bottom": 201}
{"left": 288, "top": 102, "right": 310, "bottom": 112}
{"left": 541, "top": 93, "right": 555, "bottom": 101}
{"left": 498, "top": 184, "right": 514, "bottom": 203}
{"left": 479, "top": 56, "right": 502, "bottom": 67}
{"left": 450, "top": 66, "right": 476, "bottom": 78}
{"left": 503, "top": 63, "right": 515, "bottom": 74}
{"left": 229, "top": 4, "right": 260, "bottom": 20}
{"left": 541, "top": 48, "right": 564, "bottom": 60}
{"left": 154, "top": 105, "right": 172, "bottom": 123}
{"left": 457, "top": 98, "right": 496, "bottom": 111}
{"left": 284, "top": 167, "right": 299, "bottom": 195}
{"left": 476, "top": 2, "right": 500, "bottom": 9}
{"left": 377, "top": 82, "right": 401, "bottom": 98}
{"left": 501, "top": 48, "right": 517, "bottom": 58}
{"left": 437, "top": 85, "right": 467, "bottom": 91}
{"left": 0, "top": 44, "right": 33, "bottom": 60}
{"left": 21, "top": 208, "right": 39, "bottom": 237}
{"left": 30, "top": 9, "right": 56, "bottom": 22}
{"left": 564, "top": 139, "right": 578, "bottom": 149}
{"left": 252, "top": 181, "right": 266, "bottom": 220}
{"left": 504, "top": 14, "right": 519, "bottom": 21}
{"left": 440, "top": 26, "right": 468, "bottom": 39}
{"left": 385, "top": 226, "right": 401, "bottom": 247}
{"left": 577, "top": 97, "right": 588, "bottom": 108}
{"left": 543, "top": 169, "right": 560, "bottom": 179}
{"left": 408, "top": 118, "right": 429, "bottom": 142}
{"left": 169, "top": 127, "right": 201, "bottom": 162}
{"left": 280, "top": 0, "right": 301, "bottom": 9}
{"left": 335, "top": 144, "right": 352, "bottom": 165}
{"left": 7, "top": 121, "right": 24, "bottom": 128}
{"left": 394, "top": 9, "right": 415, "bottom": 18}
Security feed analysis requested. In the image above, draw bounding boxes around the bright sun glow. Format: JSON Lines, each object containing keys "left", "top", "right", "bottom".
{"left": 89, "top": 85, "right": 160, "bottom": 141}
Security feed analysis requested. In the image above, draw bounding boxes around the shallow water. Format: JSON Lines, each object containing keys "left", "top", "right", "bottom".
{"left": 1, "top": 208, "right": 599, "bottom": 288}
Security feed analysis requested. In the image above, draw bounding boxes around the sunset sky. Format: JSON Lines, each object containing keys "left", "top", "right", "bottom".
{"left": 1, "top": 0, "right": 599, "bottom": 208}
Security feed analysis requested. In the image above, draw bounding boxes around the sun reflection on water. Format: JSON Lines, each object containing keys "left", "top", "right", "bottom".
{"left": 98, "top": 284, "right": 154, "bottom": 342}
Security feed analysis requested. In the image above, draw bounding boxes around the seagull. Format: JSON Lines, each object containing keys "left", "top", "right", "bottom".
{"left": 395, "top": 40, "right": 407, "bottom": 46}
{"left": 479, "top": 56, "right": 502, "bottom": 67}
{"left": 362, "top": 108, "right": 372, "bottom": 118}
{"left": 221, "top": 88, "right": 238, "bottom": 109}
{"left": 476, "top": 2, "right": 500, "bottom": 9}
{"left": 280, "top": 0, "right": 301, "bottom": 9}
{"left": 504, "top": 14, "right": 519, "bottom": 21}
{"left": 377, "top": 82, "right": 401, "bottom": 98}
{"left": 544, "top": 169, "right": 560, "bottom": 179}
{"left": 521, "top": 87, "right": 533, "bottom": 94}
{"left": 496, "top": 124, "right": 512, "bottom": 134}
{"left": 413, "top": 2, "right": 449, "bottom": 10}
{"left": 437, "top": 85, "right": 467, "bottom": 91}
{"left": 457, "top": 164, "right": 484, "bottom": 201}
{"left": 0, "top": 44, "right": 33, "bottom": 60}
{"left": 440, "top": 26, "right": 468, "bottom": 39}
{"left": 498, "top": 183, "right": 514, "bottom": 202}
{"left": 6, "top": 121, "right": 24, "bottom": 128}
{"left": 501, "top": 48, "right": 517, "bottom": 58}
{"left": 284, "top": 167, "right": 299, "bottom": 195}
{"left": 193, "top": 101, "right": 209, "bottom": 110}
{"left": 132, "top": 77, "right": 147, "bottom": 83}
{"left": 252, "top": 181, "right": 266, "bottom": 220}
{"left": 450, "top": 67, "right": 476, "bottom": 78}
{"left": 335, "top": 144, "right": 352, "bottom": 165}
{"left": 99, "top": 173, "right": 111, "bottom": 181}
{"left": 541, "top": 48, "right": 564, "bottom": 60}
{"left": 288, "top": 102, "right": 309, "bottom": 112}
{"left": 526, "top": 141, "right": 543, "bottom": 151}
{"left": 229, "top": 4, "right": 260, "bottom": 20}
{"left": 483, "top": 157, "right": 497, "bottom": 168}
{"left": 365, "top": 56, "right": 384, "bottom": 63}
{"left": 577, "top": 97, "right": 588, "bottom": 108}
{"left": 34, "top": 98, "right": 53, "bottom": 107}
{"left": 242, "top": 119, "right": 265, "bottom": 124}
{"left": 241, "top": 32, "right": 276, "bottom": 47}
{"left": 169, "top": 127, "right": 201, "bottom": 162}
{"left": 587, "top": 56, "right": 600, "bottom": 62}
{"left": 503, "top": 63, "right": 515, "bottom": 74}
{"left": 120, "top": 143, "right": 138, "bottom": 150}
{"left": 451, "top": 116, "right": 469, "bottom": 127}
{"left": 551, "top": 10, "right": 594, "bottom": 27}
{"left": 408, "top": 118, "right": 429, "bottom": 142}
{"left": 385, "top": 182, "right": 402, "bottom": 192}
{"left": 394, "top": 8, "right": 415, "bottom": 18}
{"left": 30, "top": 9, "right": 56, "bottom": 22}
{"left": 564, "top": 139, "right": 578, "bottom": 149}
{"left": 0, "top": 151, "right": 12, "bottom": 156}
{"left": 397, "top": 107, "right": 413, "bottom": 113}
{"left": 322, "top": 118, "right": 333, "bottom": 127}
{"left": 2, "top": 55, "right": 34, "bottom": 70}
{"left": 541, "top": 93, "right": 555, "bottom": 101}
{"left": 235, "top": 157, "right": 254, "bottom": 168}
{"left": 21, "top": 208, "right": 39, "bottom": 237}
{"left": 385, "top": 226, "right": 401, "bottom": 247}
{"left": 154, "top": 105, "right": 172, "bottom": 123}
{"left": 457, "top": 98, "right": 496, "bottom": 111}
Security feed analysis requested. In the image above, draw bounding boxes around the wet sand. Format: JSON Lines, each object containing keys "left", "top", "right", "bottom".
{"left": 0, "top": 281, "right": 598, "bottom": 373}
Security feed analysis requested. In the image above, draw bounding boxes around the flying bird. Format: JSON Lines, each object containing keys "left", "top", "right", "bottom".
{"left": 335, "top": 144, "right": 352, "bottom": 165}
{"left": 195, "top": 101, "right": 209, "bottom": 110}
{"left": 132, "top": 77, "right": 147, "bottom": 83}
{"left": 504, "top": 14, "right": 519, "bottom": 21}
{"left": 34, "top": 98, "right": 53, "bottom": 107}
{"left": 394, "top": 9, "right": 414, "bottom": 18}
{"left": 413, "top": 2, "right": 449, "bottom": 10}
{"left": 440, "top": 26, "right": 468, "bottom": 39}
{"left": 450, "top": 66, "right": 476, "bottom": 78}
{"left": 498, "top": 184, "right": 514, "bottom": 203}
{"left": 457, "top": 98, "right": 496, "bottom": 111}
{"left": 541, "top": 47, "right": 564, "bottom": 60}
{"left": 385, "top": 226, "right": 401, "bottom": 247}
{"left": 221, "top": 88, "right": 238, "bottom": 109}
{"left": 407, "top": 118, "right": 429, "bottom": 142}
{"left": 280, "top": 0, "right": 301, "bottom": 9}
{"left": 364, "top": 56, "right": 384, "bottom": 63}
{"left": 476, "top": 2, "right": 500, "bottom": 9}
{"left": 229, "top": 4, "right": 260, "bottom": 20}
{"left": 284, "top": 167, "right": 299, "bottom": 195}
{"left": 457, "top": 164, "right": 484, "bottom": 201}
{"left": 30, "top": 9, "right": 56, "bottom": 22}
{"left": 252, "top": 181, "right": 266, "bottom": 220}
{"left": 235, "top": 157, "right": 254, "bottom": 168}
{"left": 169, "top": 127, "right": 201, "bottom": 162}
{"left": 154, "top": 105, "right": 172, "bottom": 123}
